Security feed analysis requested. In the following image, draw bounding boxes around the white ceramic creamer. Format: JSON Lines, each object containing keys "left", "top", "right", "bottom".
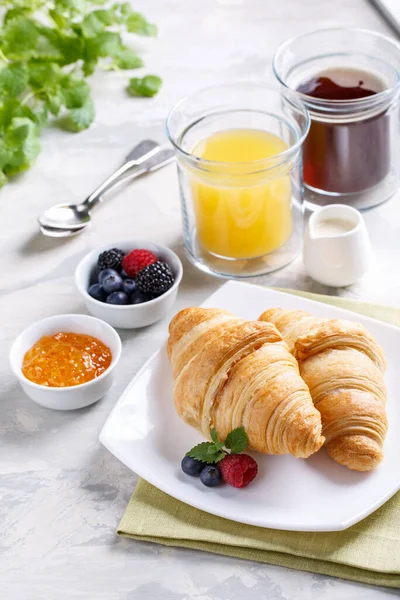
{"left": 303, "top": 204, "right": 372, "bottom": 287}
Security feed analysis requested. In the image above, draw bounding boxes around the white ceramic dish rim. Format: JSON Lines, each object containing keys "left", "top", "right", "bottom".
{"left": 10, "top": 313, "right": 122, "bottom": 393}
{"left": 75, "top": 240, "right": 183, "bottom": 310}
{"left": 309, "top": 204, "right": 362, "bottom": 238}
{"left": 99, "top": 281, "right": 400, "bottom": 532}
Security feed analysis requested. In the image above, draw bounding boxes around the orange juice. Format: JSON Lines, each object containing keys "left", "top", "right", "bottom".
{"left": 191, "top": 129, "right": 293, "bottom": 259}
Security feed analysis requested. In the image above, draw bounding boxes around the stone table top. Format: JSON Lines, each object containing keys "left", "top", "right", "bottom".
{"left": 1, "top": 0, "right": 400, "bottom": 598}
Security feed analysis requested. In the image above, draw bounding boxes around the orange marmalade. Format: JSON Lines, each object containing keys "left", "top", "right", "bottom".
{"left": 22, "top": 332, "right": 112, "bottom": 387}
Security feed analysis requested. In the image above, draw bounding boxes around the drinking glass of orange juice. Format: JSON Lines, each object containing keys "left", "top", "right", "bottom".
{"left": 166, "top": 83, "right": 310, "bottom": 278}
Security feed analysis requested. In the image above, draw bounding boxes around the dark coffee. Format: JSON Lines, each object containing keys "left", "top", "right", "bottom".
{"left": 297, "top": 68, "right": 389, "bottom": 194}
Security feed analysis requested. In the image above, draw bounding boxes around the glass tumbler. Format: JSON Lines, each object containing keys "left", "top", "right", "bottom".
{"left": 166, "top": 83, "right": 310, "bottom": 278}
{"left": 273, "top": 28, "right": 400, "bottom": 210}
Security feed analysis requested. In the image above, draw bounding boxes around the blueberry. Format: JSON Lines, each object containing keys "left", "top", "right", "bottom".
{"left": 88, "top": 283, "right": 106, "bottom": 302}
{"left": 120, "top": 269, "right": 129, "bottom": 279}
{"left": 102, "top": 273, "right": 123, "bottom": 294}
{"left": 98, "top": 268, "right": 119, "bottom": 285}
{"left": 181, "top": 456, "right": 204, "bottom": 477}
{"left": 122, "top": 279, "right": 136, "bottom": 296}
{"left": 90, "top": 266, "right": 100, "bottom": 286}
{"left": 106, "top": 291, "right": 129, "bottom": 305}
{"left": 130, "top": 290, "right": 151, "bottom": 305}
{"left": 200, "top": 465, "right": 221, "bottom": 487}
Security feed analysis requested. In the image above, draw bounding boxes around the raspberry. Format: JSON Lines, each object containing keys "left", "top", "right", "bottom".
{"left": 219, "top": 453, "right": 258, "bottom": 488}
{"left": 122, "top": 249, "right": 158, "bottom": 278}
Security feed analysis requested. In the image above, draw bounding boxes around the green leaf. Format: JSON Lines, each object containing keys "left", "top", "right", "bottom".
{"left": 49, "top": 8, "right": 67, "bottom": 30}
{"left": 114, "top": 47, "right": 143, "bottom": 70}
{"left": 3, "top": 17, "right": 39, "bottom": 59}
{"left": 0, "top": 99, "right": 39, "bottom": 133}
{"left": 0, "top": 64, "right": 28, "bottom": 97}
{"left": 54, "top": 0, "right": 86, "bottom": 15}
{"left": 33, "top": 104, "right": 49, "bottom": 128}
{"left": 0, "top": 141, "right": 13, "bottom": 170}
{"left": 63, "top": 96, "right": 94, "bottom": 132}
{"left": 86, "top": 31, "right": 122, "bottom": 61}
{"left": 128, "top": 75, "right": 162, "bottom": 98}
{"left": 82, "top": 60, "right": 96, "bottom": 76}
{"left": 119, "top": 2, "right": 133, "bottom": 17}
{"left": 210, "top": 428, "right": 219, "bottom": 444}
{"left": 126, "top": 12, "right": 157, "bottom": 37}
{"left": 186, "top": 442, "right": 225, "bottom": 464}
{"left": 28, "top": 62, "right": 63, "bottom": 90}
{"left": 4, "top": 8, "right": 29, "bottom": 25}
{"left": 56, "top": 34, "right": 84, "bottom": 65}
{"left": 33, "top": 28, "right": 64, "bottom": 61}
{"left": 61, "top": 77, "right": 90, "bottom": 109}
{"left": 3, "top": 116, "right": 41, "bottom": 175}
{"left": 0, "top": 170, "right": 7, "bottom": 189}
{"left": 81, "top": 10, "right": 116, "bottom": 37}
{"left": 45, "top": 91, "right": 63, "bottom": 116}
{"left": 224, "top": 426, "right": 248, "bottom": 454}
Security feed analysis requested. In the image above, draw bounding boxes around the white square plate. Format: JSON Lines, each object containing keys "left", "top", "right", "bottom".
{"left": 100, "top": 282, "right": 400, "bottom": 532}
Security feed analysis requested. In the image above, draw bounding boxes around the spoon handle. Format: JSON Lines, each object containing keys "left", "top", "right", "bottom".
{"left": 82, "top": 140, "right": 160, "bottom": 211}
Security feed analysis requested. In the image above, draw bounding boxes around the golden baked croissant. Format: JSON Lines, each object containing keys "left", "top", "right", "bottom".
{"left": 259, "top": 308, "right": 387, "bottom": 471}
{"left": 167, "top": 307, "right": 325, "bottom": 458}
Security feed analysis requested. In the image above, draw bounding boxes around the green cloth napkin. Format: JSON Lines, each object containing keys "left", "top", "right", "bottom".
{"left": 118, "top": 289, "right": 400, "bottom": 589}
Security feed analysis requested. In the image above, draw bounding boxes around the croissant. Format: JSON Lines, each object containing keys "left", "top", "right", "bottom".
{"left": 167, "top": 307, "right": 325, "bottom": 458}
{"left": 259, "top": 308, "right": 387, "bottom": 471}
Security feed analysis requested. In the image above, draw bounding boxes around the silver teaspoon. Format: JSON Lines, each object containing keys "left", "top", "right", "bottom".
{"left": 39, "top": 146, "right": 176, "bottom": 238}
{"left": 38, "top": 140, "right": 160, "bottom": 231}
{"left": 39, "top": 224, "right": 87, "bottom": 238}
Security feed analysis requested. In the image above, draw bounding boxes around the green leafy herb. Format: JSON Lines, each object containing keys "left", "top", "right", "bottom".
{"left": 186, "top": 441, "right": 225, "bottom": 465}
{"left": 0, "top": 1, "right": 161, "bottom": 187}
{"left": 186, "top": 427, "right": 249, "bottom": 464}
{"left": 128, "top": 75, "right": 162, "bottom": 98}
{"left": 224, "top": 426, "right": 248, "bottom": 454}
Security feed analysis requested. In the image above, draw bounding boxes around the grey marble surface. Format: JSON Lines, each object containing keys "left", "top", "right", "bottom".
{"left": 1, "top": 0, "right": 400, "bottom": 598}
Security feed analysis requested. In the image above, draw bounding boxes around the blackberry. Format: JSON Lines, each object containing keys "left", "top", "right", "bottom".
{"left": 97, "top": 248, "right": 125, "bottom": 272}
{"left": 136, "top": 261, "right": 175, "bottom": 296}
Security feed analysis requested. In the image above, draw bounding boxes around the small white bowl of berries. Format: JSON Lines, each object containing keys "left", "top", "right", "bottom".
{"left": 75, "top": 241, "right": 183, "bottom": 329}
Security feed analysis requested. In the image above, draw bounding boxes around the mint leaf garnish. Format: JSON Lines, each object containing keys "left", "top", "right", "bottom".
{"left": 224, "top": 426, "right": 248, "bottom": 454}
{"left": 186, "top": 442, "right": 225, "bottom": 464}
{"left": 210, "top": 428, "right": 218, "bottom": 444}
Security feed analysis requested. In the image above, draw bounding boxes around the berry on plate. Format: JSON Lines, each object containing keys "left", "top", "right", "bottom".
{"left": 181, "top": 456, "right": 204, "bottom": 477}
{"left": 219, "top": 453, "right": 258, "bottom": 488}
{"left": 88, "top": 283, "right": 106, "bottom": 302}
{"left": 136, "top": 261, "right": 175, "bottom": 296}
{"left": 102, "top": 273, "right": 123, "bottom": 294}
{"left": 200, "top": 465, "right": 222, "bottom": 487}
{"left": 98, "top": 248, "right": 125, "bottom": 272}
{"left": 122, "top": 249, "right": 158, "bottom": 278}
{"left": 106, "top": 291, "right": 129, "bottom": 305}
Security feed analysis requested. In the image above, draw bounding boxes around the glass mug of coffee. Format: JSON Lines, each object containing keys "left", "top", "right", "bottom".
{"left": 273, "top": 28, "right": 400, "bottom": 209}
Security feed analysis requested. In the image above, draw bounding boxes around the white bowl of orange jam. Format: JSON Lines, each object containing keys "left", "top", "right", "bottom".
{"left": 10, "top": 314, "right": 121, "bottom": 410}
{"left": 75, "top": 240, "right": 183, "bottom": 329}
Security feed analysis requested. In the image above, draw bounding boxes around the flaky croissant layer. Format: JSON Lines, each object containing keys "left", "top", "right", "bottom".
{"left": 168, "top": 307, "right": 325, "bottom": 458}
{"left": 259, "top": 308, "right": 387, "bottom": 471}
